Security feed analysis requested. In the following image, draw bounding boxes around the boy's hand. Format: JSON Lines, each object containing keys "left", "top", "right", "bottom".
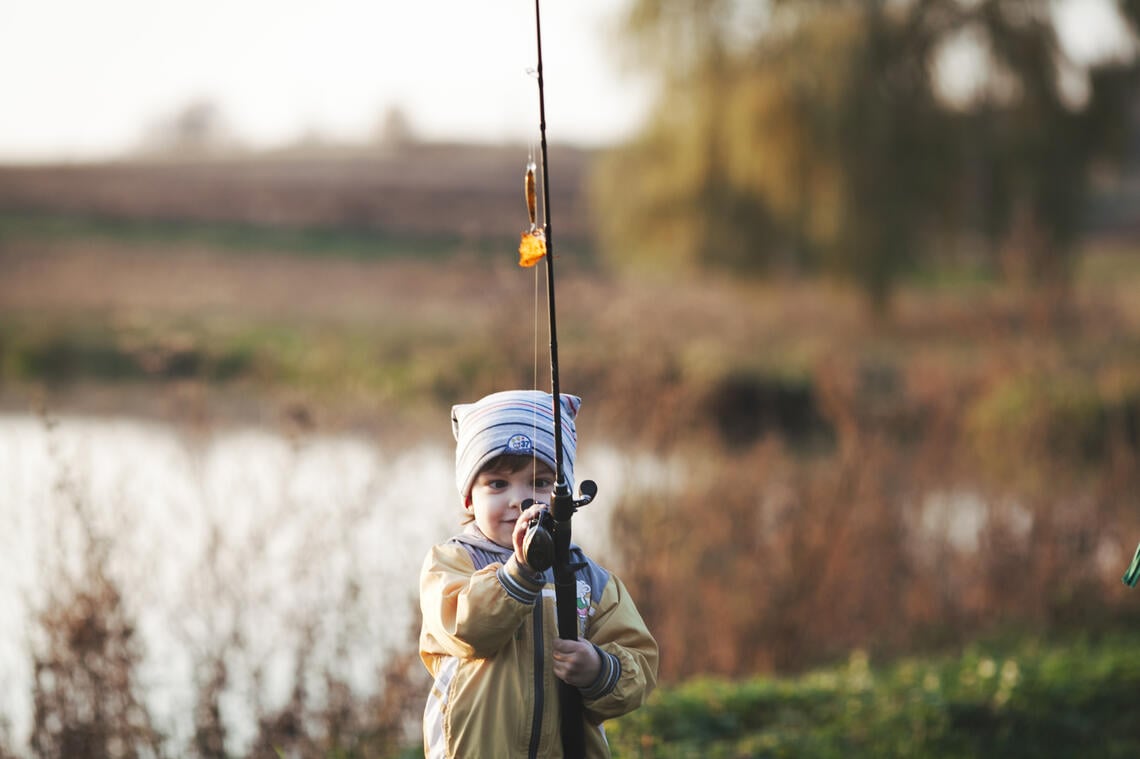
{"left": 552, "top": 638, "right": 601, "bottom": 688}
{"left": 513, "top": 502, "right": 547, "bottom": 571}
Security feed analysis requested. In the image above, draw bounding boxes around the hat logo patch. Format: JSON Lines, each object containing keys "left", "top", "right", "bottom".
{"left": 506, "top": 434, "right": 533, "bottom": 453}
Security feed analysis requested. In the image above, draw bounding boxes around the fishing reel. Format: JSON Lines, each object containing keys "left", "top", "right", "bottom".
{"left": 521, "top": 480, "right": 597, "bottom": 573}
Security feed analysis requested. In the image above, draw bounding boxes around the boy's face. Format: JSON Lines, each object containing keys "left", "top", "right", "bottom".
{"left": 467, "top": 459, "right": 556, "bottom": 548}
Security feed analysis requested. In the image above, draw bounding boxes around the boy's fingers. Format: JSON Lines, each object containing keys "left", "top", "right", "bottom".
{"left": 515, "top": 503, "right": 549, "bottom": 532}
{"left": 514, "top": 508, "right": 538, "bottom": 535}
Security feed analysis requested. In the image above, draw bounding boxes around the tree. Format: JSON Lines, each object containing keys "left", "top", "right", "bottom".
{"left": 953, "top": 1, "right": 1139, "bottom": 296}
{"left": 595, "top": 0, "right": 1139, "bottom": 311}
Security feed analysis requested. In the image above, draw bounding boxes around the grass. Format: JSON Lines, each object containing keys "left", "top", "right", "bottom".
{"left": 0, "top": 314, "right": 496, "bottom": 416}
{"left": 603, "top": 633, "right": 1140, "bottom": 758}
{"left": 0, "top": 210, "right": 474, "bottom": 261}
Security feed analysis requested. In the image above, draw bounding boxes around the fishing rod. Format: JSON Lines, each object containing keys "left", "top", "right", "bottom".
{"left": 518, "top": 1, "right": 596, "bottom": 756}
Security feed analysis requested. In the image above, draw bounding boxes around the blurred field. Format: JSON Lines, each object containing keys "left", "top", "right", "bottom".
{"left": 3, "top": 162, "right": 1139, "bottom": 442}
{"left": 0, "top": 144, "right": 593, "bottom": 243}
{"left": 0, "top": 146, "right": 593, "bottom": 427}
{"left": 3, "top": 149, "right": 1140, "bottom": 756}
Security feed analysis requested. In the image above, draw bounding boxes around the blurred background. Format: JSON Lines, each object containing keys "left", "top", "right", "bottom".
{"left": 3, "top": 0, "right": 1140, "bottom": 756}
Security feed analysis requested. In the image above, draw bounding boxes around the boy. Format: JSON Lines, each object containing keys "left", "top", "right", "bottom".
{"left": 419, "top": 389, "right": 658, "bottom": 758}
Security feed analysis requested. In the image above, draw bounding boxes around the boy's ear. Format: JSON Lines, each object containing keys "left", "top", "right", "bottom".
{"left": 464, "top": 494, "right": 472, "bottom": 509}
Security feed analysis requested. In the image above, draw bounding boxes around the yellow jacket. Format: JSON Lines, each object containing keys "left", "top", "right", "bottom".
{"left": 420, "top": 528, "right": 658, "bottom": 758}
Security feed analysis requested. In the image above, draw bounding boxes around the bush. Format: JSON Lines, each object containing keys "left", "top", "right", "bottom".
{"left": 606, "top": 635, "right": 1140, "bottom": 758}
{"left": 966, "top": 375, "right": 1112, "bottom": 479}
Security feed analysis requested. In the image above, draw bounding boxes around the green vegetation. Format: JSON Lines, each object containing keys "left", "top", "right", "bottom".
{"left": 967, "top": 372, "right": 1140, "bottom": 482}
{"left": 0, "top": 314, "right": 520, "bottom": 411}
{"left": 0, "top": 210, "right": 471, "bottom": 261}
{"left": 596, "top": 0, "right": 1140, "bottom": 309}
{"left": 605, "top": 634, "right": 1140, "bottom": 758}
{"left": 0, "top": 317, "right": 253, "bottom": 384}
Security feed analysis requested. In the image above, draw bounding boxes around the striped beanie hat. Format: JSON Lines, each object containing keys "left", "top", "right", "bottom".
{"left": 452, "top": 389, "right": 581, "bottom": 500}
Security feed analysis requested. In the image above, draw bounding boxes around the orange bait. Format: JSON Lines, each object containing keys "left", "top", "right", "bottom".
{"left": 518, "top": 230, "right": 547, "bottom": 268}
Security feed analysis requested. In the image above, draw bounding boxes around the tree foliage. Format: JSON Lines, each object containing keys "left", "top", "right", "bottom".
{"left": 594, "top": 0, "right": 1140, "bottom": 309}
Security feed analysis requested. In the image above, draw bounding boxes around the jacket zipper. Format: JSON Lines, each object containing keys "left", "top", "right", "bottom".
{"left": 528, "top": 600, "right": 544, "bottom": 759}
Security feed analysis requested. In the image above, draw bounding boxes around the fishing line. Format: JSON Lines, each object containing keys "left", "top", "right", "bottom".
{"left": 532, "top": 212, "right": 541, "bottom": 484}
{"left": 531, "top": 140, "right": 541, "bottom": 397}
{"left": 529, "top": 144, "right": 542, "bottom": 485}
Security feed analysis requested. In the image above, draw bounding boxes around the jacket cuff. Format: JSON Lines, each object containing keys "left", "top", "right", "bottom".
{"left": 580, "top": 644, "right": 621, "bottom": 701}
{"left": 497, "top": 556, "right": 545, "bottom": 605}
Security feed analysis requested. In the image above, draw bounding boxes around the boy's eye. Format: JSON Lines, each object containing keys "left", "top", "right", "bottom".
{"left": 534, "top": 478, "right": 554, "bottom": 490}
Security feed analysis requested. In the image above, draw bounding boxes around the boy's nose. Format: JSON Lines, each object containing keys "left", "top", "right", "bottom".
{"left": 509, "top": 489, "right": 531, "bottom": 510}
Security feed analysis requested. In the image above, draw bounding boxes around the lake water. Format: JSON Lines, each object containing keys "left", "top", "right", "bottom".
{"left": 0, "top": 412, "right": 676, "bottom": 756}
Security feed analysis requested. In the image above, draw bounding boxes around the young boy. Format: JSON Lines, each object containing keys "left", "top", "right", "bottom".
{"left": 419, "top": 389, "right": 658, "bottom": 758}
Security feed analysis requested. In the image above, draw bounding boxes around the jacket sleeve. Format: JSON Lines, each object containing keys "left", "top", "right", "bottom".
{"left": 419, "top": 542, "right": 544, "bottom": 664}
{"left": 579, "top": 573, "right": 659, "bottom": 722}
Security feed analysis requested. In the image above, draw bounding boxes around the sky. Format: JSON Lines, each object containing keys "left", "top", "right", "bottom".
{"left": 0, "top": 0, "right": 651, "bottom": 163}
{"left": 0, "top": 0, "right": 1132, "bottom": 164}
